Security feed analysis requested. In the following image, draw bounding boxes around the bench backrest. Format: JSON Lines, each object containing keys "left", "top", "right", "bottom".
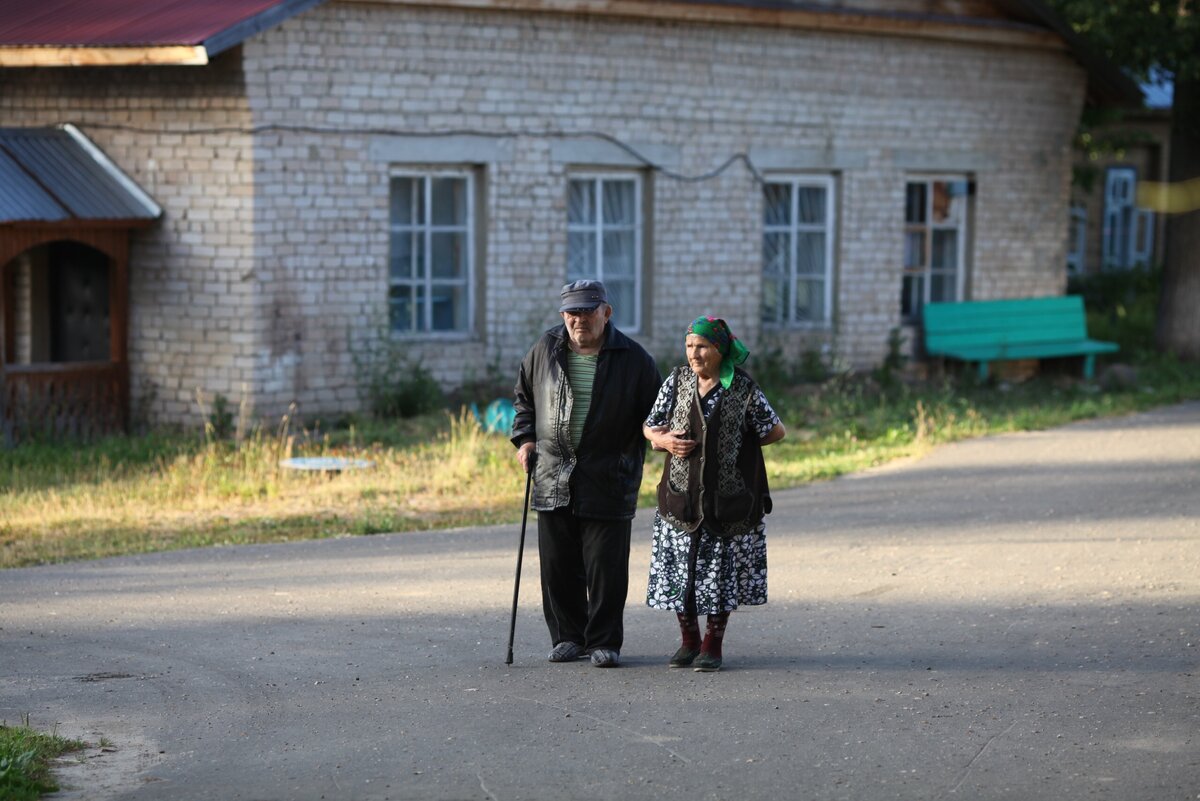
{"left": 924, "top": 295, "right": 1091, "bottom": 351}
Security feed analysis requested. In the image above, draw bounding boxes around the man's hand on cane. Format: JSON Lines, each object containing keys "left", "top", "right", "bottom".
{"left": 517, "top": 441, "right": 536, "bottom": 474}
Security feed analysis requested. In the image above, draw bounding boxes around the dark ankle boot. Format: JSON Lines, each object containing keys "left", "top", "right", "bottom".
{"left": 695, "top": 612, "right": 729, "bottom": 672}
{"left": 670, "top": 612, "right": 701, "bottom": 667}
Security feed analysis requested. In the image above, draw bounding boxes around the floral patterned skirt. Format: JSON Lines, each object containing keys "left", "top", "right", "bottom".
{"left": 645, "top": 512, "right": 767, "bottom": 614}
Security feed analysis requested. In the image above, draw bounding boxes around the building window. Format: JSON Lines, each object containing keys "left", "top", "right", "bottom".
{"left": 1103, "top": 167, "right": 1154, "bottom": 270}
{"left": 388, "top": 171, "right": 474, "bottom": 335}
{"left": 903, "top": 177, "right": 970, "bottom": 320}
{"left": 1067, "top": 204, "right": 1087, "bottom": 275}
{"left": 566, "top": 174, "right": 642, "bottom": 332}
{"left": 762, "top": 176, "right": 835, "bottom": 327}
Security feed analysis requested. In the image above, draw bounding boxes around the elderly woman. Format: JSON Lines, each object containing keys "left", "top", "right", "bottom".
{"left": 643, "top": 316, "right": 785, "bottom": 672}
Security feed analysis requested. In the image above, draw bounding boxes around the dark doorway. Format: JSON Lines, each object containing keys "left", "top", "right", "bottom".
{"left": 48, "top": 241, "right": 111, "bottom": 362}
{"left": 2, "top": 227, "right": 136, "bottom": 445}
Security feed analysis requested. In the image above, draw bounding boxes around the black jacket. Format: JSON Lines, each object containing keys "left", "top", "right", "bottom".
{"left": 512, "top": 323, "right": 661, "bottom": 519}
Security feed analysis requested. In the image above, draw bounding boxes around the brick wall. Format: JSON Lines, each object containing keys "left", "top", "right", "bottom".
{"left": 1, "top": 4, "right": 1088, "bottom": 424}
{"left": 243, "top": 3, "right": 1087, "bottom": 417}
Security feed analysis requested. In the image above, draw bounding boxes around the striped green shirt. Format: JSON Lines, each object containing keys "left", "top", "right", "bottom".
{"left": 566, "top": 352, "right": 598, "bottom": 450}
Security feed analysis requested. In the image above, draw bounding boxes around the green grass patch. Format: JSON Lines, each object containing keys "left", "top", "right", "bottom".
{"left": 0, "top": 717, "right": 86, "bottom": 801}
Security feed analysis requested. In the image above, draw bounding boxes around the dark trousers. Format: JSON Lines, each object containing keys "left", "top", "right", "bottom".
{"left": 537, "top": 508, "right": 631, "bottom": 652}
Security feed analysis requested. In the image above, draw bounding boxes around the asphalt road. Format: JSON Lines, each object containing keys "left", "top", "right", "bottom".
{"left": 2, "top": 402, "right": 1198, "bottom": 801}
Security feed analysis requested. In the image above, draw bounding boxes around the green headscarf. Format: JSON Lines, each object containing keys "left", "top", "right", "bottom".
{"left": 686, "top": 316, "right": 749, "bottom": 389}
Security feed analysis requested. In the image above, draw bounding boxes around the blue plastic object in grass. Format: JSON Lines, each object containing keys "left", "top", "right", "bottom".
{"left": 470, "top": 399, "right": 516, "bottom": 435}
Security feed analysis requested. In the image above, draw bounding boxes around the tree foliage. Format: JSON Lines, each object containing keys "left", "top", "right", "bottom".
{"left": 1045, "top": 0, "right": 1200, "bottom": 81}
{"left": 1045, "top": 0, "right": 1200, "bottom": 361}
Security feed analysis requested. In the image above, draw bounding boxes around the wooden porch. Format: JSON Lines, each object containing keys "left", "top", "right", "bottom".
{"left": 1, "top": 226, "right": 133, "bottom": 444}
{"left": 1, "top": 124, "right": 160, "bottom": 445}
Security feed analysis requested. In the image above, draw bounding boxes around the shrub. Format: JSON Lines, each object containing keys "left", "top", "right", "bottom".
{"left": 872, "top": 327, "right": 907, "bottom": 394}
{"left": 1068, "top": 267, "right": 1160, "bottom": 357}
{"left": 748, "top": 344, "right": 791, "bottom": 397}
{"left": 206, "top": 393, "right": 234, "bottom": 439}
{"left": 350, "top": 330, "right": 446, "bottom": 420}
{"left": 448, "top": 356, "right": 511, "bottom": 409}
{"left": 365, "top": 360, "right": 445, "bottom": 420}
{"left": 752, "top": 344, "right": 832, "bottom": 398}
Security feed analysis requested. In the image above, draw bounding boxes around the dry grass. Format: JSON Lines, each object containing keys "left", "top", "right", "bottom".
{"left": 1, "top": 410, "right": 522, "bottom": 567}
{"left": 4, "top": 356, "right": 1200, "bottom": 569}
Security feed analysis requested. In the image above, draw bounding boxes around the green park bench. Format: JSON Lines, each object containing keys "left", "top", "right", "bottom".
{"left": 923, "top": 295, "right": 1119, "bottom": 381}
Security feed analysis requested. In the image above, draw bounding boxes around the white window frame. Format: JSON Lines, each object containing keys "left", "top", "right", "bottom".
{"left": 761, "top": 174, "right": 836, "bottom": 328}
{"left": 903, "top": 175, "right": 970, "bottom": 321}
{"left": 565, "top": 172, "right": 644, "bottom": 333}
{"left": 1103, "top": 167, "right": 1154, "bottom": 270}
{"left": 387, "top": 168, "right": 475, "bottom": 338}
{"left": 1067, "top": 203, "right": 1087, "bottom": 275}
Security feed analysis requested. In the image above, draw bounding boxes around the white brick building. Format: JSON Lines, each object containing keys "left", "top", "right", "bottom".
{"left": 0, "top": 0, "right": 1140, "bottom": 428}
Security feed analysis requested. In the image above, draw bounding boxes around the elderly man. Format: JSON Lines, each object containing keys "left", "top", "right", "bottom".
{"left": 512, "top": 280, "right": 661, "bottom": 667}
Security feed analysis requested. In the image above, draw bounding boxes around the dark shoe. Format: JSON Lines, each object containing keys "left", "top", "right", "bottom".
{"left": 548, "top": 641, "right": 586, "bottom": 662}
{"left": 590, "top": 648, "right": 620, "bottom": 668}
{"left": 693, "top": 652, "right": 722, "bottom": 672}
{"left": 669, "top": 646, "right": 700, "bottom": 668}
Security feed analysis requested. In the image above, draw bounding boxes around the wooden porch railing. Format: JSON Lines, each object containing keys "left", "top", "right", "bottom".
{"left": 1, "top": 361, "right": 127, "bottom": 445}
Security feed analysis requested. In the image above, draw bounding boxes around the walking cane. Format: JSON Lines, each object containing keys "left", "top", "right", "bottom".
{"left": 505, "top": 454, "right": 535, "bottom": 665}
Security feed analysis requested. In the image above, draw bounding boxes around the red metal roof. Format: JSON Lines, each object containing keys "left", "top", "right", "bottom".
{"left": 0, "top": 0, "right": 304, "bottom": 47}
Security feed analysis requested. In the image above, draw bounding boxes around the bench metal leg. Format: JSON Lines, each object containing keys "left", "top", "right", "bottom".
{"left": 977, "top": 361, "right": 990, "bottom": 381}
{"left": 1084, "top": 354, "right": 1096, "bottom": 380}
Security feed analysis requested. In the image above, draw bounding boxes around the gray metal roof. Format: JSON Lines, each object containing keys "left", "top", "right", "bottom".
{"left": 0, "top": 125, "right": 161, "bottom": 224}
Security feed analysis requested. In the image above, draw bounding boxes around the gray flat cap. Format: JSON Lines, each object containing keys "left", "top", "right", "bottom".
{"left": 559, "top": 279, "right": 608, "bottom": 312}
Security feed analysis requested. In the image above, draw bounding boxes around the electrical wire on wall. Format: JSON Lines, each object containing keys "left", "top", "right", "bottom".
{"left": 72, "top": 121, "right": 769, "bottom": 185}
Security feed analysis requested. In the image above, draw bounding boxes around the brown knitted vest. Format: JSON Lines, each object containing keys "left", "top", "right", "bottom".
{"left": 656, "top": 367, "right": 770, "bottom": 538}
